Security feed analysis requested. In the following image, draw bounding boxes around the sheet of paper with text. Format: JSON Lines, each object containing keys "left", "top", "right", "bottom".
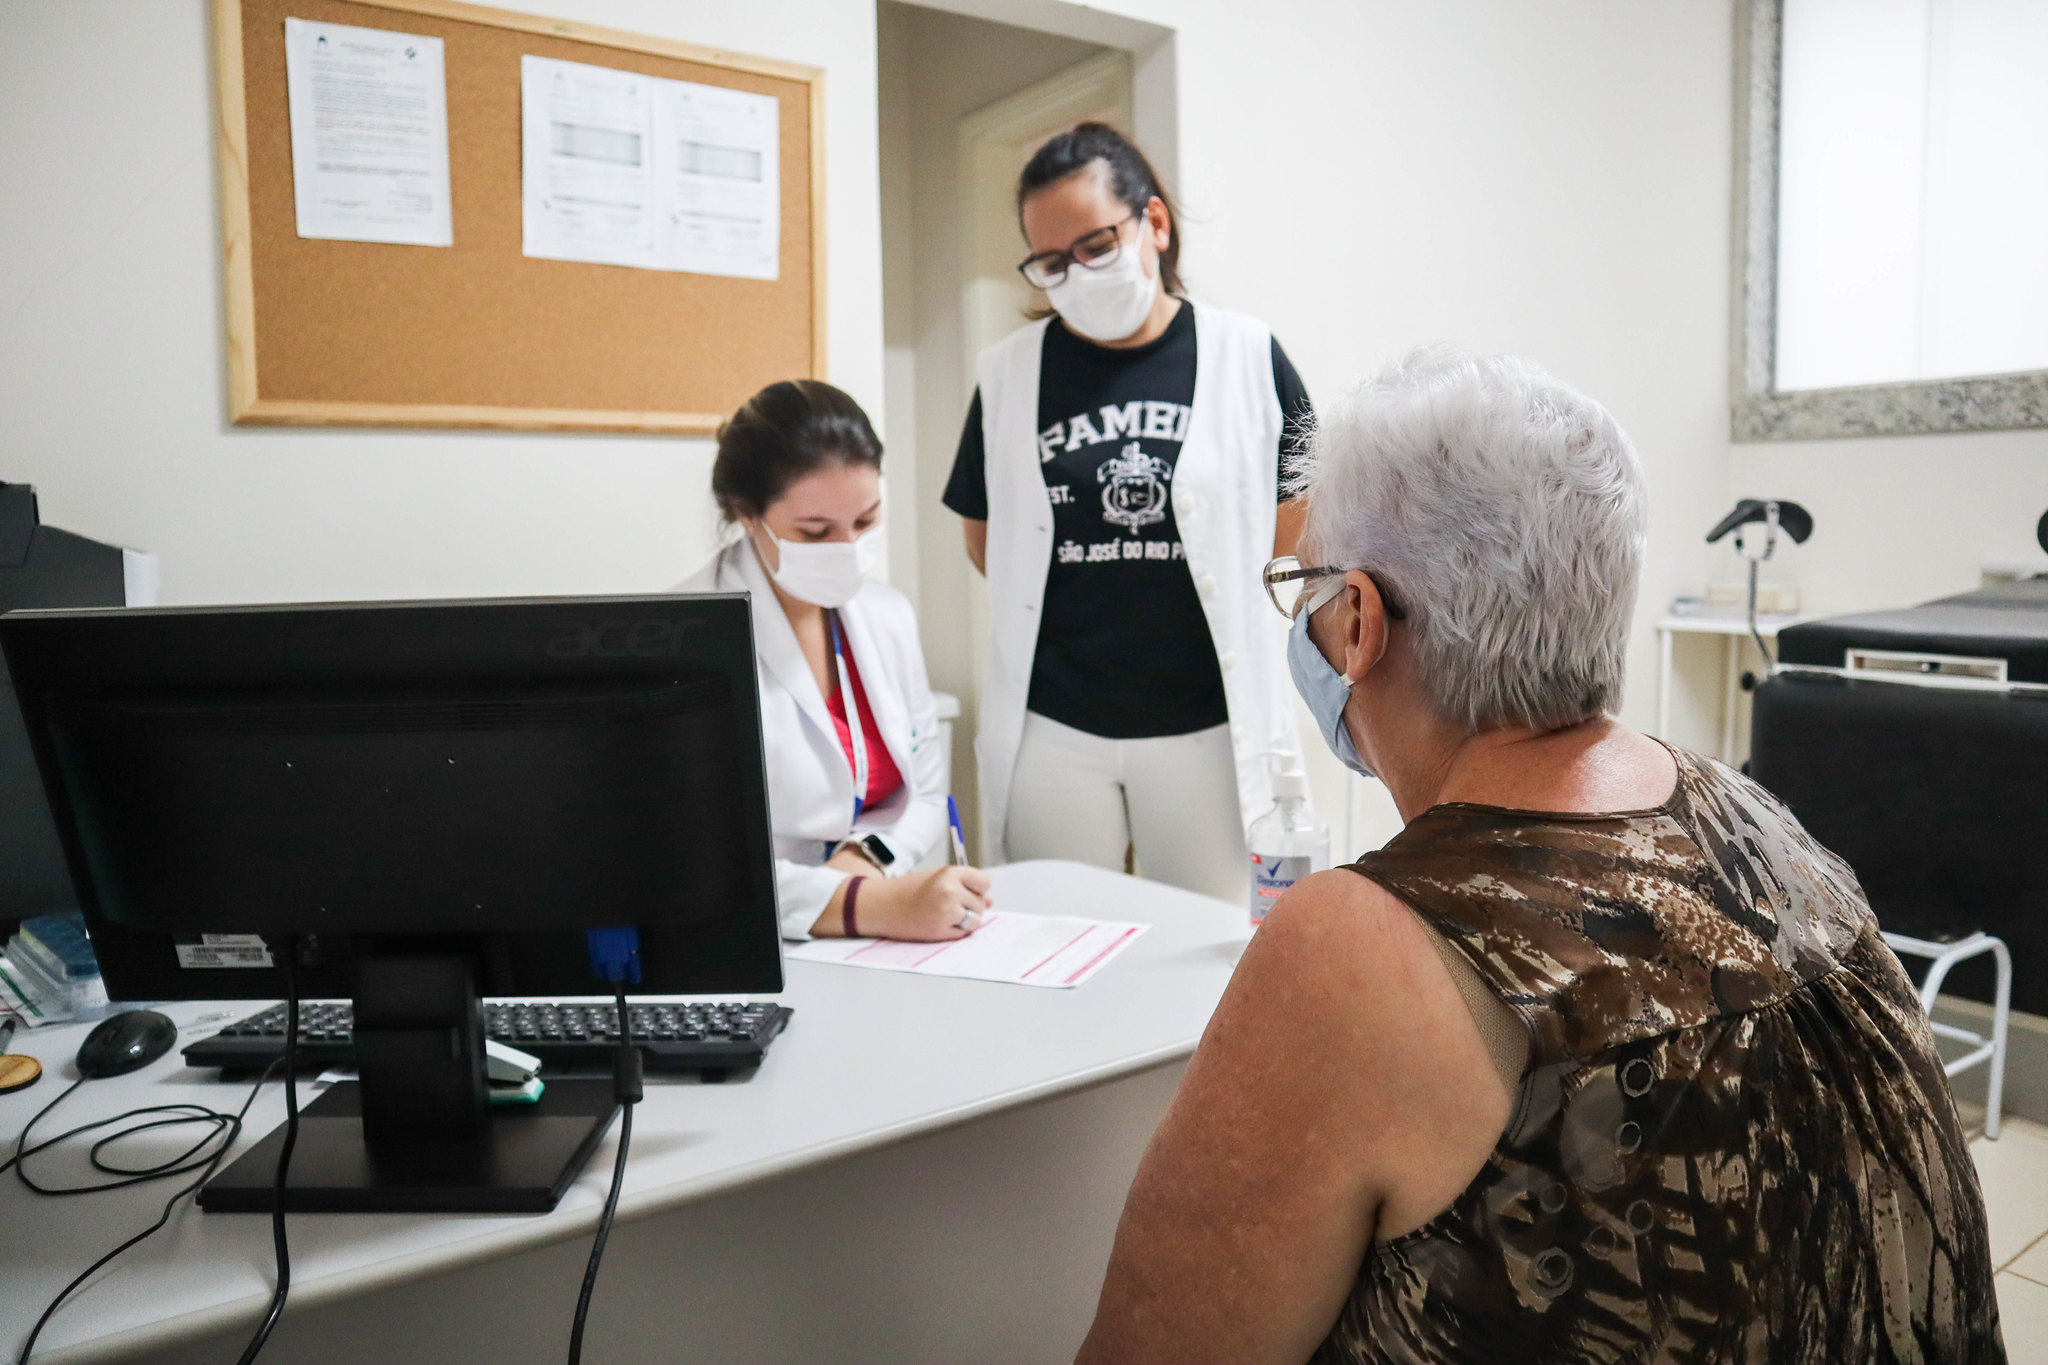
{"left": 283, "top": 18, "right": 453, "bottom": 247}
{"left": 785, "top": 913, "right": 1149, "bottom": 989}
{"left": 521, "top": 55, "right": 778, "bottom": 279}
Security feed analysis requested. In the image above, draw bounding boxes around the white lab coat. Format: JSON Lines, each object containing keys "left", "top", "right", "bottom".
{"left": 973, "top": 299, "right": 1305, "bottom": 857}
{"left": 677, "top": 539, "right": 949, "bottom": 939}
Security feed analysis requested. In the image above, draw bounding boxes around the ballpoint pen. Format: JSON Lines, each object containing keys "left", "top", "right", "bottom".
{"left": 946, "top": 795, "right": 969, "bottom": 867}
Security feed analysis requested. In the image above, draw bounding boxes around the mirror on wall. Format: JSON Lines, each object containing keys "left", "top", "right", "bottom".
{"left": 1732, "top": 0, "right": 2048, "bottom": 440}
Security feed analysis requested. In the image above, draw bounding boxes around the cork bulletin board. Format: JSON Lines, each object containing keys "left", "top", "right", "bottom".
{"left": 214, "top": 0, "right": 826, "bottom": 432}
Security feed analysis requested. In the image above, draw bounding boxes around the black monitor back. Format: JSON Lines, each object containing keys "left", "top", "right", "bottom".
{"left": 0, "top": 595, "right": 783, "bottom": 1000}
{"left": 1, "top": 483, "right": 129, "bottom": 923}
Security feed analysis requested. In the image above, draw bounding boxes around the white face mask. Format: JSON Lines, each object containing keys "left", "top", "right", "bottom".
{"left": 1043, "top": 234, "right": 1159, "bottom": 343}
{"left": 755, "top": 526, "right": 881, "bottom": 608}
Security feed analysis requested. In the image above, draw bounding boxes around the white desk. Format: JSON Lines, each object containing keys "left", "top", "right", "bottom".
{"left": 1654, "top": 612, "right": 1812, "bottom": 762}
{"left": 1, "top": 862, "right": 1244, "bottom": 1365}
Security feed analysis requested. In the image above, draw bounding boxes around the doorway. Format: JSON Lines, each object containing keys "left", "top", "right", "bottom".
{"left": 877, "top": 1, "right": 1171, "bottom": 859}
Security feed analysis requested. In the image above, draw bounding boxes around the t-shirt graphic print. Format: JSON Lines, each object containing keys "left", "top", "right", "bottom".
{"left": 944, "top": 306, "right": 1311, "bottom": 739}
{"left": 1045, "top": 401, "right": 1190, "bottom": 553}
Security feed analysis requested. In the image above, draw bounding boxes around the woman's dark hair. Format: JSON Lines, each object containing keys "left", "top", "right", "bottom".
{"left": 1016, "top": 122, "right": 1184, "bottom": 300}
{"left": 711, "top": 380, "right": 882, "bottom": 524}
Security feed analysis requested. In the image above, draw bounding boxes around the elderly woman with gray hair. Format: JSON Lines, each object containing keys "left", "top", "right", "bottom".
{"left": 1077, "top": 348, "right": 2002, "bottom": 1364}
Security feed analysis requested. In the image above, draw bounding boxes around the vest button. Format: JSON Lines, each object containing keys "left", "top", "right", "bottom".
{"left": 1197, "top": 574, "right": 1218, "bottom": 597}
{"left": 1221, "top": 650, "right": 1238, "bottom": 671}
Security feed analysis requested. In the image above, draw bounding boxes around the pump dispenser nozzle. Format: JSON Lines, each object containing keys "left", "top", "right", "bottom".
{"left": 1264, "top": 750, "right": 1310, "bottom": 802}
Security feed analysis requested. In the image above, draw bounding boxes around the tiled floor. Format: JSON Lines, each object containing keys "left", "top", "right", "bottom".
{"left": 1971, "top": 1112, "right": 2048, "bottom": 1355}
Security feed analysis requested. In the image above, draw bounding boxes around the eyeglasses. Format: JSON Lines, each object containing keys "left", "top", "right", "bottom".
{"left": 1262, "top": 556, "right": 1408, "bottom": 621}
{"left": 1017, "top": 213, "right": 1142, "bottom": 290}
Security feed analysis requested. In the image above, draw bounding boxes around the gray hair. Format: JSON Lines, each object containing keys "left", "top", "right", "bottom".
{"left": 1288, "top": 346, "right": 1646, "bottom": 733}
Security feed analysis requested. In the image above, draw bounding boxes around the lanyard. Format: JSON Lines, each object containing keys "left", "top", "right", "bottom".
{"left": 828, "top": 609, "right": 868, "bottom": 822}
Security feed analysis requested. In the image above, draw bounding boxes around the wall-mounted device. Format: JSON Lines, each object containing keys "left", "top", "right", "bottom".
{"left": 1706, "top": 498, "right": 1813, "bottom": 680}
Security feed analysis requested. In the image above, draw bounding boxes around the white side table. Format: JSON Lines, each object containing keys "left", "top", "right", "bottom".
{"left": 1655, "top": 613, "right": 1813, "bottom": 763}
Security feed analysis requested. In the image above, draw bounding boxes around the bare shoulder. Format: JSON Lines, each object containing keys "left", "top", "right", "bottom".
{"left": 1077, "top": 868, "right": 1514, "bottom": 1362}
{"left": 1226, "top": 867, "right": 1450, "bottom": 1019}
{"left": 1188, "top": 866, "right": 1502, "bottom": 1160}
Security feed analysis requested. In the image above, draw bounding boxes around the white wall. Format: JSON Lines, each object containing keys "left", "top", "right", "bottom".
{"left": 0, "top": 0, "right": 882, "bottom": 605}
{"left": 1724, "top": 430, "right": 2048, "bottom": 618}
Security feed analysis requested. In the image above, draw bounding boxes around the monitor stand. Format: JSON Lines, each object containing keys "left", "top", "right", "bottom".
{"left": 199, "top": 951, "right": 620, "bottom": 1215}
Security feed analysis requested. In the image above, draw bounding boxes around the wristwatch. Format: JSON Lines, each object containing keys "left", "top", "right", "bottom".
{"left": 853, "top": 834, "right": 896, "bottom": 873}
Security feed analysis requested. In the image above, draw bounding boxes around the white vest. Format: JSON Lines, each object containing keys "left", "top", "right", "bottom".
{"left": 973, "top": 300, "right": 1305, "bottom": 857}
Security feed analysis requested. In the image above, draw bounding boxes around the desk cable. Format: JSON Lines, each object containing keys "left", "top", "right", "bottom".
{"left": 567, "top": 985, "right": 642, "bottom": 1365}
{"left": 5, "top": 1055, "right": 284, "bottom": 1364}
{"left": 236, "top": 945, "right": 301, "bottom": 1365}
{"left": 5, "top": 951, "right": 300, "bottom": 1365}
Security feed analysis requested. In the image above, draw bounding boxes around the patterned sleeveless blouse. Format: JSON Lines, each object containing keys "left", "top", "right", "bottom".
{"left": 1314, "top": 746, "right": 2002, "bottom": 1365}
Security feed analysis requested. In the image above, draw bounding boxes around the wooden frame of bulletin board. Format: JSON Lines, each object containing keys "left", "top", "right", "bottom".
{"left": 214, "top": 0, "right": 826, "bottom": 433}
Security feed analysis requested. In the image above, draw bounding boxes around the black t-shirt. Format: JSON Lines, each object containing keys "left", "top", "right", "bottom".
{"left": 942, "top": 306, "right": 1313, "bottom": 739}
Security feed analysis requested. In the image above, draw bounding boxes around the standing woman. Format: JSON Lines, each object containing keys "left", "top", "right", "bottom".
{"left": 943, "top": 123, "right": 1315, "bottom": 903}
{"left": 680, "top": 380, "right": 991, "bottom": 942}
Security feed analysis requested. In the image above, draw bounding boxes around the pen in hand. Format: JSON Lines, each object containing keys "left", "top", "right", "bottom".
{"left": 944, "top": 795, "right": 991, "bottom": 932}
{"left": 946, "top": 795, "right": 969, "bottom": 868}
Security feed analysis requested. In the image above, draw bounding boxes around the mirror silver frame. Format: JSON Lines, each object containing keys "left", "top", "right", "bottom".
{"left": 1731, "top": 0, "right": 2048, "bottom": 442}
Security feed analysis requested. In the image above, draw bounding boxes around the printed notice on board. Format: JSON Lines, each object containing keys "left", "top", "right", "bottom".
{"left": 657, "top": 77, "right": 780, "bottom": 279}
{"left": 521, "top": 55, "right": 779, "bottom": 280}
{"left": 283, "top": 18, "right": 453, "bottom": 246}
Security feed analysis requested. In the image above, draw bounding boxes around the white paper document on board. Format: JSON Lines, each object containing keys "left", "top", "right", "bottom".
{"left": 283, "top": 18, "right": 452, "bottom": 246}
{"left": 520, "top": 55, "right": 659, "bottom": 269}
{"left": 784, "top": 912, "right": 1148, "bottom": 989}
{"left": 521, "top": 55, "right": 779, "bottom": 279}
{"left": 657, "top": 78, "right": 779, "bottom": 279}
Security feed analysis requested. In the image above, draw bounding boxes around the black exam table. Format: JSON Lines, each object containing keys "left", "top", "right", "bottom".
{"left": 1751, "top": 578, "right": 2048, "bottom": 1014}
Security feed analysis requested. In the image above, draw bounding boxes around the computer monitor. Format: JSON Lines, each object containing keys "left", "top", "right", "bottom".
{"left": 0, "top": 483, "right": 136, "bottom": 926}
{"left": 0, "top": 594, "right": 783, "bottom": 1213}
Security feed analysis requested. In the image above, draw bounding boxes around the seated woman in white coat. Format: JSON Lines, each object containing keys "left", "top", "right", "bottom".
{"left": 679, "top": 380, "right": 992, "bottom": 942}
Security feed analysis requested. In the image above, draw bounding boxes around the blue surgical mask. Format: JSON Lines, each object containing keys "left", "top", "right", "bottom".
{"left": 1287, "top": 605, "right": 1374, "bottom": 778}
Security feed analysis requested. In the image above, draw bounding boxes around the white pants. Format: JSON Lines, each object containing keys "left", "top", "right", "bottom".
{"left": 1004, "top": 711, "right": 1248, "bottom": 907}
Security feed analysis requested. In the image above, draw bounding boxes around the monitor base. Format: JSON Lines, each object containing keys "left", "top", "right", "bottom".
{"left": 198, "top": 1079, "right": 619, "bottom": 1214}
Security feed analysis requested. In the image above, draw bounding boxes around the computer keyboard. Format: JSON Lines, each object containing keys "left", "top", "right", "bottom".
{"left": 182, "top": 999, "right": 792, "bottom": 1078}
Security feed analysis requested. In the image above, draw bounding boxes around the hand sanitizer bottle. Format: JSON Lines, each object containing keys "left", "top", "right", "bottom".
{"left": 1247, "top": 752, "right": 1330, "bottom": 929}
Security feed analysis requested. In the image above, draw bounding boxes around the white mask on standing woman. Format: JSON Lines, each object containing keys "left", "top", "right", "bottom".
{"left": 754, "top": 526, "right": 881, "bottom": 609}
{"left": 1043, "top": 227, "right": 1159, "bottom": 343}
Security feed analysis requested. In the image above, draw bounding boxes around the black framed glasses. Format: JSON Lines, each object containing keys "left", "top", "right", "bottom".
{"left": 1017, "top": 213, "right": 1142, "bottom": 290}
{"left": 1262, "top": 556, "right": 1408, "bottom": 621}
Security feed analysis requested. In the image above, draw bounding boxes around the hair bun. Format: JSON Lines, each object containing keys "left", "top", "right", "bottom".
{"left": 711, "top": 380, "right": 883, "bottom": 524}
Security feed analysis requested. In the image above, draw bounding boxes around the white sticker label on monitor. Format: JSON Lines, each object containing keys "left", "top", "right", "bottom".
{"left": 174, "top": 935, "right": 275, "bottom": 969}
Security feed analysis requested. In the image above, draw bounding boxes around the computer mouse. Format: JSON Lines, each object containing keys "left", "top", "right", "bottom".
{"left": 74, "top": 1009, "right": 179, "bottom": 1079}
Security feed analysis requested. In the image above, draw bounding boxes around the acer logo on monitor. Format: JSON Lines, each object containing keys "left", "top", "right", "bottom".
{"left": 545, "top": 619, "right": 691, "bottom": 659}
